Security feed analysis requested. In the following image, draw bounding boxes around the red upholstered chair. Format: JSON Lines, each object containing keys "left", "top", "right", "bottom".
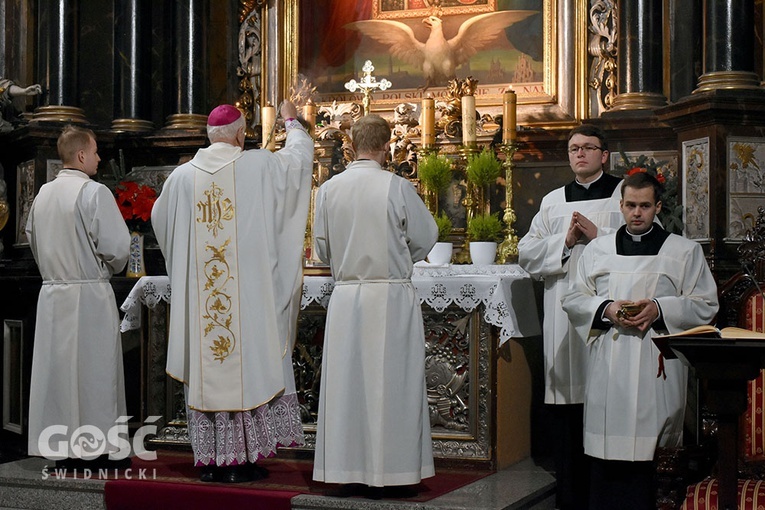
{"left": 740, "top": 293, "right": 765, "bottom": 471}
{"left": 681, "top": 207, "right": 765, "bottom": 510}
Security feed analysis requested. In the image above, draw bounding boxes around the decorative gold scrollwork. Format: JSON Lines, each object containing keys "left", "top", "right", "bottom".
{"left": 237, "top": 1, "right": 266, "bottom": 138}
{"left": 588, "top": 0, "right": 618, "bottom": 112}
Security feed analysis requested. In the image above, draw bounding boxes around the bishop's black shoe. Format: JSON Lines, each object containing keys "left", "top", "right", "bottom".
{"left": 199, "top": 465, "right": 217, "bottom": 482}
{"left": 218, "top": 465, "right": 254, "bottom": 483}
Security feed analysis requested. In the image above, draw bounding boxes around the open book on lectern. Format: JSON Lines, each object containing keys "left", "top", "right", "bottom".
{"left": 653, "top": 325, "right": 765, "bottom": 340}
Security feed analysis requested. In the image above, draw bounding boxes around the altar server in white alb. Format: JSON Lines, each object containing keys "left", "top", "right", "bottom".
{"left": 26, "top": 125, "right": 130, "bottom": 468}
{"left": 152, "top": 102, "right": 313, "bottom": 483}
{"left": 517, "top": 124, "right": 623, "bottom": 509}
{"left": 562, "top": 172, "right": 718, "bottom": 510}
{"left": 312, "top": 114, "right": 437, "bottom": 499}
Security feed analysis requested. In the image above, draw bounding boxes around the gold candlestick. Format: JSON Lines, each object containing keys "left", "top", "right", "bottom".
{"left": 497, "top": 142, "right": 519, "bottom": 263}
{"left": 458, "top": 145, "right": 482, "bottom": 223}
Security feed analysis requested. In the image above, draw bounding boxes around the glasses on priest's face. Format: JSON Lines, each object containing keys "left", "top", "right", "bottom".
{"left": 568, "top": 145, "right": 604, "bottom": 155}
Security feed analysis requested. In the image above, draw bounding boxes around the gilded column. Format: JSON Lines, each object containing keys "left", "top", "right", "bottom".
{"left": 695, "top": 0, "right": 760, "bottom": 92}
{"left": 33, "top": 0, "right": 87, "bottom": 123}
{"left": 610, "top": 0, "right": 667, "bottom": 110}
{"left": 165, "top": 0, "right": 209, "bottom": 130}
{"left": 112, "top": 0, "right": 153, "bottom": 132}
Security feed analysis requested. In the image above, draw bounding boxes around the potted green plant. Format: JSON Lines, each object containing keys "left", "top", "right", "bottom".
{"left": 465, "top": 148, "right": 503, "bottom": 213}
{"left": 427, "top": 212, "right": 453, "bottom": 265}
{"left": 417, "top": 153, "right": 453, "bottom": 213}
{"left": 467, "top": 212, "right": 504, "bottom": 265}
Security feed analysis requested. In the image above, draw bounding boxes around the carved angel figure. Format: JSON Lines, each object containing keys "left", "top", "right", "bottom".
{"left": 0, "top": 78, "right": 42, "bottom": 132}
{"left": 345, "top": 11, "right": 536, "bottom": 90}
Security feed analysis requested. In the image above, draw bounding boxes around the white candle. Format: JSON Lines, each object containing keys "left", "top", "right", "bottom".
{"left": 421, "top": 96, "right": 435, "bottom": 147}
{"left": 461, "top": 95, "right": 476, "bottom": 146}
{"left": 261, "top": 105, "right": 276, "bottom": 151}
{"left": 502, "top": 90, "right": 517, "bottom": 144}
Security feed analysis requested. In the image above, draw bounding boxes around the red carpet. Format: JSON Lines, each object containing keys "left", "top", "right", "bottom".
{"left": 103, "top": 451, "right": 491, "bottom": 510}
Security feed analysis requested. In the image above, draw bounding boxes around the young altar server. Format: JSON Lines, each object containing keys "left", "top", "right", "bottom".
{"left": 26, "top": 125, "right": 131, "bottom": 469}
{"left": 562, "top": 172, "right": 719, "bottom": 509}
{"left": 312, "top": 114, "right": 437, "bottom": 499}
{"left": 517, "top": 124, "right": 624, "bottom": 509}
{"left": 151, "top": 102, "right": 313, "bottom": 483}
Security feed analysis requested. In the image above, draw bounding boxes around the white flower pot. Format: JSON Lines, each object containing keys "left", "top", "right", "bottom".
{"left": 427, "top": 242, "right": 453, "bottom": 265}
{"left": 469, "top": 241, "right": 497, "bottom": 265}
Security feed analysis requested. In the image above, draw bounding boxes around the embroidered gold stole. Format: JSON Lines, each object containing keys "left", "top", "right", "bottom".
{"left": 193, "top": 164, "right": 243, "bottom": 409}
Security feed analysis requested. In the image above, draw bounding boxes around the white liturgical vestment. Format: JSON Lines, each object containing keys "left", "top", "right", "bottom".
{"left": 312, "top": 160, "right": 438, "bottom": 486}
{"left": 26, "top": 170, "right": 130, "bottom": 457}
{"left": 562, "top": 228, "right": 718, "bottom": 461}
{"left": 518, "top": 179, "right": 623, "bottom": 404}
{"left": 152, "top": 129, "right": 313, "bottom": 413}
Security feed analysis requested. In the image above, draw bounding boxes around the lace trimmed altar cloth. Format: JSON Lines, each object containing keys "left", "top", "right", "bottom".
{"left": 120, "top": 264, "right": 541, "bottom": 345}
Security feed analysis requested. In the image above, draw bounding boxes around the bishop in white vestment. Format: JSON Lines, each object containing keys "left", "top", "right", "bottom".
{"left": 151, "top": 103, "right": 313, "bottom": 482}
{"left": 26, "top": 126, "right": 130, "bottom": 463}
{"left": 561, "top": 173, "right": 718, "bottom": 509}
{"left": 312, "top": 115, "right": 437, "bottom": 493}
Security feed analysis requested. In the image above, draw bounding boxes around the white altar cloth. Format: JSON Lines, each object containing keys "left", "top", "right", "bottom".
{"left": 120, "top": 264, "right": 541, "bottom": 345}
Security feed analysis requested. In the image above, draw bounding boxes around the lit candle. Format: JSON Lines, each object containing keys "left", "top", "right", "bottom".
{"left": 461, "top": 95, "right": 476, "bottom": 146}
{"left": 303, "top": 101, "right": 317, "bottom": 137}
{"left": 261, "top": 104, "right": 276, "bottom": 151}
{"left": 502, "top": 90, "right": 517, "bottom": 144}
{"left": 421, "top": 95, "right": 435, "bottom": 147}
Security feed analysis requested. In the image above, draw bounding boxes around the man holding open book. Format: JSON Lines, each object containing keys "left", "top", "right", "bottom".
{"left": 562, "top": 172, "right": 719, "bottom": 510}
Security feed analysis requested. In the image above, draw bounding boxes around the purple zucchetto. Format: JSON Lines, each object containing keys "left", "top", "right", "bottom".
{"left": 207, "top": 105, "right": 242, "bottom": 127}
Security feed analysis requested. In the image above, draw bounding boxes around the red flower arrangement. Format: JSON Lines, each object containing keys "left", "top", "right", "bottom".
{"left": 627, "top": 166, "right": 666, "bottom": 184}
{"left": 115, "top": 181, "right": 157, "bottom": 232}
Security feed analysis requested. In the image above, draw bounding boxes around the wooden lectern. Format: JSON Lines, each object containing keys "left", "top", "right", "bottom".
{"left": 653, "top": 336, "right": 765, "bottom": 510}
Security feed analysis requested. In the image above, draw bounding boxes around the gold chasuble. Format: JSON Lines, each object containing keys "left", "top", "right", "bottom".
{"left": 194, "top": 170, "right": 245, "bottom": 410}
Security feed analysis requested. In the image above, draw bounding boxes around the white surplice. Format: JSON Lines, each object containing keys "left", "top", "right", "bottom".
{"left": 26, "top": 170, "right": 130, "bottom": 458}
{"left": 561, "top": 232, "right": 718, "bottom": 461}
{"left": 312, "top": 160, "right": 438, "bottom": 486}
{"left": 518, "top": 183, "right": 624, "bottom": 404}
{"left": 152, "top": 128, "right": 313, "bottom": 413}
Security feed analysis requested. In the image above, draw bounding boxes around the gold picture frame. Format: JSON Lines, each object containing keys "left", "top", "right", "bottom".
{"left": 266, "top": 0, "right": 587, "bottom": 124}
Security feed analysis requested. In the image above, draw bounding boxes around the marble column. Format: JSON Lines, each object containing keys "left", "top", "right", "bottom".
{"left": 112, "top": 0, "right": 153, "bottom": 132}
{"left": 165, "top": 0, "right": 209, "bottom": 130}
{"left": 695, "top": 0, "right": 760, "bottom": 92}
{"left": 33, "top": 0, "right": 87, "bottom": 123}
{"left": 610, "top": 0, "right": 667, "bottom": 110}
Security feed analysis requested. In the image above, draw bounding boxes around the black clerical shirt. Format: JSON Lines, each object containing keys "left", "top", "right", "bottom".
{"left": 564, "top": 172, "right": 622, "bottom": 202}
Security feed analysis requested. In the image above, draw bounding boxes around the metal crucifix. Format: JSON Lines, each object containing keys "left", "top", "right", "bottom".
{"left": 344, "top": 60, "right": 392, "bottom": 116}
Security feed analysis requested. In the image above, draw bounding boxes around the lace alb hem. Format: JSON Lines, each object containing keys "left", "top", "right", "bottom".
{"left": 188, "top": 392, "right": 304, "bottom": 467}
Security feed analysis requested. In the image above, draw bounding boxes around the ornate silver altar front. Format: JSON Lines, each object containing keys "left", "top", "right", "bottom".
{"left": 123, "top": 268, "right": 540, "bottom": 463}
{"left": 293, "top": 303, "right": 492, "bottom": 461}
